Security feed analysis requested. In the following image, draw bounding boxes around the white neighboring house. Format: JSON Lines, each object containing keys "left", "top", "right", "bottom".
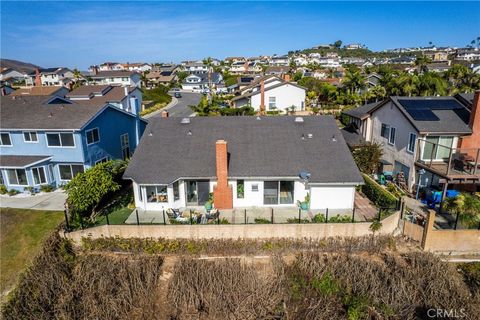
{"left": 269, "top": 55, "right": 290, "bottom": 66}
{"left": 231, "top": 76, "right": 306, "bottom": 112}
{"left": 0, "top": 68, "right": 26, "bottom": 82}
{"left": 182, "top": 73, "right": 223, "bottom": 92}
{"left": 25, "top": 68, "right": 74, "bottom": 87}
{"left": 229, "top": 61, "right": 262, "bottom": 74}
{"left": 123, "top": 116, "right": 363, "bottom": 213}
{"left": 182, "top": 62, "right": 209, "bottom": 74}
{"left": 88, "top": 70, "right": 142, "bottom": 88}
{"left": 98, "top": 62, "right": 124, "bottom": 71}
{"left": 455, "top": 49, "right": 480, "bottom": 61}
{"left": 123, "top": 63, "right": 152, "bottom": 72}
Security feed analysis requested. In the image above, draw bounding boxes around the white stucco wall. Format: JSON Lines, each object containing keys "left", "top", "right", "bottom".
{"left": 309, "top": 185, "right": 356, "bottom": 210}
{"left": 250, "top": 84, "right": 305, "bottom": 112}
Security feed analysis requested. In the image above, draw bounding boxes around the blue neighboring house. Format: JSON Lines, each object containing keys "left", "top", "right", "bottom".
{"left": 0, "top": 94, "right": 147, "bottom": 192}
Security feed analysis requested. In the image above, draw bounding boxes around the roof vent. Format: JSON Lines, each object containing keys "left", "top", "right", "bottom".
{"left": 181, "top": 118, "right": 191, "bottom": 124}
{"left": 148, "top": 131, "right": 153, "bottom": 136}
{"left": 256, "top": 116, "right": 261, "bottom": 120}
{"left": 307, "top": 133, "right": 313, "bottom": 139}
{"left": 187, "top": 130, "right": 192, "bottom": 136}
{"left": 331, "top": 135, "right": 337, "bottom": 142}
{"left": 294, "top": 117, "right": 304, "bottom": 123}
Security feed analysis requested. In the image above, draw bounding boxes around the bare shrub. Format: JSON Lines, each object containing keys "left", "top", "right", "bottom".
{"left": 167, "top": 256, "right": 286, "bottom": 319}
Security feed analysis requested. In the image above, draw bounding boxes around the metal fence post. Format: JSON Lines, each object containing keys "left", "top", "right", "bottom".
{"left": 454, "top": 213, "right": 459, "bottom": 230}
{"left": 217, "top": 214, "right": 220, "bottom": 225}
{"left": 105, "top": 212, "right": 110, "bottom": 225}
{"left": 135, "top": 209, "right": 140, "bottom": 225}
{"left": 244, "top": 209, "right": 247, "bottom": 224}
{"left": 190, "top": 210, "right": 193, "bottom": 225}
{"left": 298, "top": 208, "right": 301, "bottom": 224}
{"left": 63, "top": 210, "right": 70, "bottom": 231}
{"left": 325, "top": 208, "right": 329, "bottom": 223}
{"left": 351, "top": 208, "right": 355, "bottom": 223}
{"left": 378, "top": 208, "right": 382, "bottom": 221}
{"left": 162, "top": 210, "right": 166, "bottom": 225}
{"left": 271, "top": 208, "right": 274, "bottom": 224}
{"left": 80, "top": 214, "right": 84, "bottom": 229}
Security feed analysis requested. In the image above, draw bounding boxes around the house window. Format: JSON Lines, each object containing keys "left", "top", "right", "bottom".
{"left": 6, "top": 169, "right": 28, "bottom": 185}
{"left": 421, "top": 136, "right": 454, "bottom": 161}
{"left": 32, "top": 167, "right": 47, "bottom": 185}
{"left": 380, "top": 124, "right": 390, "bottom": 139}
{"left": 120, "top": 133, "right": 130, "bottom": 160}
{"left": 263, "top": 181, "right": 295, "bottom": 205}
{"left": 146, "top": 185, "right": 168, "bottom": 203}
{"left": 58, "top": 164, "right": 84, "bottom": 180}
{"left": 388, "top": 127, "right": 396, "bottom": 145}
{"left": 86, "top": 128, "right": 100, "bottom": 145}
{"left": 264, "top": 181, "right": 278, "bottom": 204}
{"left": 95, "top": 157, "right": 109, "bottom": 165}
{"left": 251, "top": 184, "right": 259, "bottom": 192}
{"left": 23, "top": 131, "right": 38, "bottom": 143}
{"left": 122, "top": 77, "right": 129, "bottom": 81}
{"left": 237, "top": 180, "right": 244, "bottom": 199}
{"left": 173, "top": 181, "right": 180, "bottom": 201}
{"left": 268, "top": 97, "right": 276, "bottom": 110}
{"left": 407, "top": 133, "right": 417, "bottom": 153}
{"left": 0, "top": 133, "right": 12, "bottom": 146}
{"left": 46, "top": 133, "right": 75, "bottom": 147}
{"left": 279, "top": 181, "right": 294, "bottom": 204}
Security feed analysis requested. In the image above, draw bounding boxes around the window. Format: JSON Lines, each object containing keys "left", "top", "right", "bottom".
{"left": 6, "top": 169, "right": 28, "bottom": 185}
{"left": 173, "top": 181, "right": 180, "bottom": 201}
{"left": 121, "top": 133, "right": 130, "bottom": 160}
{"left": 122, "top": 77, "right": 129, "bottom": 81}
{"left": 86, "top": 128, "right": 100, "bottom": 145}
{"left": 0, "top": 133, "right": 12, "bottom": 146}
{"left": 421, "top": 136, "right": 454, "bottom": 161}
{"left": 23, "top": 131, "right": 38, "bottom": 143}
{"left": 46, "top": 133, "right": 75, "bottom": 147}
{"left": 388, "top": 127, "right": 396, "bottom": 145}
{"left": 279, "top": 181, "right": 294, "bottom": 204}
{"left": 407, "top": 133, "right": 417, "bottom": 153}
{"left": 58, "top": 164, "right": 84, "bottom": 180}
{"left": 263, "top": 181, "right": 295, "bottom": 205}
{"left": 32, "top": 167, "right": 47, "bottom": 185}
{"left": 263, "top": 181, "right": 279, "bottom": 205}
{"left": 237, "top": 180, "right": 244, "bottom": 199}
{"left": 251, "top": 184, "right": 259, "bottom": 192}
{"left": 95, "top": 157, "right": 109, "bottom": 165}
{"left": 146, "top": 185, "right": 168, "bottom": 203}
{"left": 268, "top": 97, "right": 276, "bottom": 110}
{"left": 380, "top": 124, "right": 390, "bottom": 139}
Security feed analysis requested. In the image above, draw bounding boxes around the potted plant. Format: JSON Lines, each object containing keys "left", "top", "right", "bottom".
{"left": 297, "top": 193, "right": 310, "bottom": 210}
{"left": 204, "top": 193, "right": 214, "bottom": 210}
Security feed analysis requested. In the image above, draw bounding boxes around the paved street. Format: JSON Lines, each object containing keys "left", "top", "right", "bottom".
{"left": 0, "top": 190, "right": 66, "bottom": 211}
{"left": 149, "top": 91, "right": 202, "bottom": 118}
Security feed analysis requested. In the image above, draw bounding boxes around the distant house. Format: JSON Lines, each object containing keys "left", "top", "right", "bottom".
{"left": 147, "top": 65, "right": 178, "bottom": 86}
{"left": 231, "top": 75, "right": 306, "bottom": 113}
{"left": 424, "top": 51, "right": 449, "bottom": 62}
{"left": 269, "top": 55, "right": 290, "bottom": 66}
{"left": 25, "top": 68, "right": 75, "bottom": 87}
{"left": 0, "top": 68, "right": 26, "bottom": 84}
{"left": 365, "top": 73, "right": 382, "bottom": 88}
{"left": 122, "top": 63, "right": 152, "bottom": 73}
{"left": 66, "top": 85, "right": 142, "bottom": 115}
{"left": 182, "top": 62, "right": 209, "bottom": 74}
{"left": 0, "top": 84, "right": 15, "bottom": 96}
{"left": 97, "top": 62, "right": 124, "bottom": 71}
{"left": 342, "top": 93, "right": 480, "bottom": 194}
{"left": 0, "top": 95, "right": 147, "bottom": 192}
{"left": 182, "top": 73, "right": 223, "bottom": 92}
{"left": 265, "top": 66, "right": 291, "bottom": 76}
{"left": 345, "top": 44, "right": 365, "bottom": 50}
{"left": 455, "top": 49, "right": 480, "bottom": 61}
{"left": 426, "top": 62, "right": 451, "bottom": 73}
{"left": 124, "top": 116, "right": 363, "bottom": 212}
{"left": 389, "top": 56, "right": 416, "bottom": 64}
{"left": 11, "top": 86, "right": 69, "bottom": 97}
{"left": 88, "top": 70, "right": 142, "bottom": 88}
{"left": 229, "top": 61, "right": 262, "bottom": 74}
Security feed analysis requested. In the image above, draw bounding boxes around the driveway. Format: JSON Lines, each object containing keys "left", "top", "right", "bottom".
{"left": 0, "top": 190, "right": 66, "bottom": 211}
{"left": 150, "top": 91, "right": 202, "bottom": 118}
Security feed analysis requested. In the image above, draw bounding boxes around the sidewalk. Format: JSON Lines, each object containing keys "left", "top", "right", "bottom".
{"left": 142, "top": 97, "right": 178, "bottom": 119}
{"left": 0, "top": 190, "right": 66, "bottom": 211}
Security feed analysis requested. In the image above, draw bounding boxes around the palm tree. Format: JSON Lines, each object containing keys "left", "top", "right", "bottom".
{"left": 443, "top": 193, "right": 480, "bottom": 229}
{"left": 343, "top": 68, "right": 366, "bottom": 94}
{"left": 370, "top": 85, "right": 386, "bottom": 102}
{"left": 415, "top": 56, "right": 432, "bottom": 73}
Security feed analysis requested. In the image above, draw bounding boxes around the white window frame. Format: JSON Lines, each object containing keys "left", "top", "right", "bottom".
{"left": 23, "top": 131, "right": 39, "bottom": 143}
{"left": 58, "top": 164, "right": 84, "bottom": 181}
{"left": 45, "top": 132, "right": 76, "bottom": 148}
{"left": 121, "top": 133, "right": 130, "bottom": 160}
{"left": 6, "top": 168, "right": 29, "bottom": 186}
{"left": 407, "top": 133, "right": 417, "bottom": 154}
{"left": 388, "top": 127, "right": 396, "bottom": 145}
{"left": 380, "top": 123, "right": 390, "bottom": 139}
{"left": 251, "top": 184, "right": 259, "bottom": 192}
{"left": 32, "top": 166, "right": 48, "bottom": 185}
{"left": 0, "top": 132, "right": 13, "bottom": 147}
{"left": 268, "top": 96, "right": 276, "bottom": 110}
{"left": 86, "top": 128, "right": 100, "bottom": 145}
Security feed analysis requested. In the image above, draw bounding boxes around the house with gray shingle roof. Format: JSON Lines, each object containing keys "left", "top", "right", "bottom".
{"left": 342, "top": 92, "right": 480, "bottom": 194}
{"left": 124, "top": 115, "right": 363, "bottom": 212}
{"left": 0, "top": 95, "right": 146, "bottom": 192}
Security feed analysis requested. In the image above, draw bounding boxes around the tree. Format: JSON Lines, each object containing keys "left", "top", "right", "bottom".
{"left": 414, "top": 55, "right": 432, "bottom": 73}
{"left": 443, "top": 193, "right": 480, "bottom": 229}
{"left": 343, "top": 67, "right": 366, "bottom": 94}
{"left": 333, "top": 40, "right": 342, "bottom": 49}
{"left": 352, "top": 142, "right": 383, "bottom": 174}
{"left": 369, "top": 220, "right": 383, "bottom": 235}
{"left": 64, "top": 160, "right": 127, "bottom": 222}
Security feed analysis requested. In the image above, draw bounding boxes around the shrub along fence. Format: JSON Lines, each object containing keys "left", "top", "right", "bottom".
{"left": 359, "top": 173, "right": 399, "bottom": 208}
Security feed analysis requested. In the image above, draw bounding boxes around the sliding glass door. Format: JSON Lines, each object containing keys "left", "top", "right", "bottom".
{"left": 263, "top": 181, "right": 294, "bottom": 205}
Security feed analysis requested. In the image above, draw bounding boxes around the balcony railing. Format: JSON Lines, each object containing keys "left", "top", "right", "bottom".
{"left": 415, "top": 139, "right": 480, "bottom": 178}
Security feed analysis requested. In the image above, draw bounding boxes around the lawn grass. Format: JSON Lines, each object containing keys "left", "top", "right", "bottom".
{"left": 95, "top": 207, "right": 133, "bottom": 225}
{"left": 0, "top": 208, "right": 64, "bottom": 298}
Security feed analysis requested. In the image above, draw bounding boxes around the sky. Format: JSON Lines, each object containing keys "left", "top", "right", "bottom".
{"left": 1, "top": 1, "right": 479, "bottom": 69}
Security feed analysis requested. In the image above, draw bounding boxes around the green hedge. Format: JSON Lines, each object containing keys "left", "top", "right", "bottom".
{"left": 360, "top": 173, "right": 398, "bottom": 208}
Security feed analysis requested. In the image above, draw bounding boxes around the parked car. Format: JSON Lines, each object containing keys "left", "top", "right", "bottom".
{"left": 174, "top": 92, "right": 182, "bottom": 98}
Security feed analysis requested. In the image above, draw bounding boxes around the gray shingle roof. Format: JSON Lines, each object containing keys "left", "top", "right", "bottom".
{"left": 391, "top": 96, "right": 472, "bottom": 135}
{"left": 124, "top": 116, "right": 363, "bottom": 185}
{"left": 0, "top": 95, "right": 106, "bottom": 130}
{"left": 0, "top": 155, "right": 52, "bottom": 168}
{"left": 342, "top": 101, "right": 383, "bottom": 120}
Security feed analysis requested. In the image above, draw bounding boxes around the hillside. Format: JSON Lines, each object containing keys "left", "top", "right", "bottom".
{"left": 0, "top": 59, "right": 41, "bottom": 74}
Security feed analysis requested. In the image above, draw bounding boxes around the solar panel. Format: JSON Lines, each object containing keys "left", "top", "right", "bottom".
{"left": 407, "top": 109, "right": 440, "bottom": 121}
{"left": 400, "top": 99, "right": 463, "bottom": 111}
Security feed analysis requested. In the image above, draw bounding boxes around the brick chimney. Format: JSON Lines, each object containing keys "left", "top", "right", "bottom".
{"left": 213, "top": 140, "right": 233, "bottom": 209}
{"left": 259, "top": 79, "right": 265, "bottom": 115}
{"left": 34, "top": 69, "right": 42, "bottom": 87}
{"left": 459, "top": 91, "right": 480, "bottom": 156}
{"left": 161, "top": 110, "right": 169, "bottom": 118}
